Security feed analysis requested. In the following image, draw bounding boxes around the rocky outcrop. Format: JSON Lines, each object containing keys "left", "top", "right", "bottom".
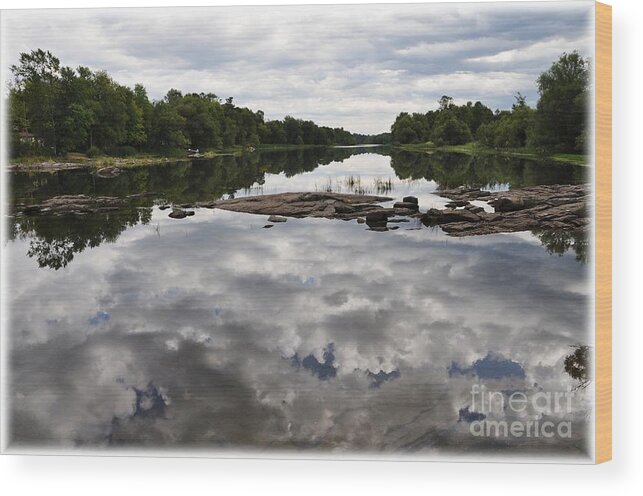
{"left": 18, "top": 185, "right": 589, "bottom": 237}
{"left": 19, "top": 193, "right": 160, "bottom": 216}
{"left": 209, "top": 192, "right": 394, "bottom": 220}
{"left": 20, "top": 194, "right": 134, "bottom": 215}
{"left": 422, "top": 184, "right": 589, "bottom": 236}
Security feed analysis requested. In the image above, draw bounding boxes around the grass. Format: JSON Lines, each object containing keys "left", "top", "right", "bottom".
{"left": 396, "top": 141, "right": 588, "bottom": 166}
{"left": 316, "top": 175, "right": 394, "bottom": 195}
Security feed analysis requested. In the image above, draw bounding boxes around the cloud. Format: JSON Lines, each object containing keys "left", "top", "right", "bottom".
{"left": 467, "top": 35, "right": 592, "bottom": 65}
{"left": 1, "top": 2, "right": 594, "bottom": 133}
{"left": 6, "top": 185, "right": 593, "bottom": 455}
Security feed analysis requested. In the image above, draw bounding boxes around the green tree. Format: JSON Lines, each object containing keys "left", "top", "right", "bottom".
{"left": 532, "top": 51, "right": 589, "bottom": 152}
{"left": 10, "top": 49, "right": 62, "bottom": 154}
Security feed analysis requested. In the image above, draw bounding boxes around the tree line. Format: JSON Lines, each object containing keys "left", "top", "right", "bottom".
{"left": 390, "top": 52, "right": 589, "bottom": 153}
{"left": 8, "top": 49, "right": 357, "bottom": 158}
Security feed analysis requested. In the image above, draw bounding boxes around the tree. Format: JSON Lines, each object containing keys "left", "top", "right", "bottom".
{"left": 11, "top": 49, "right": 62, "bottom": 153}
{"left": 532, "top": 51, "right": 589, "bottom": 152}
{"left": 432, "top": 116, "right": 472, "bottom": 145}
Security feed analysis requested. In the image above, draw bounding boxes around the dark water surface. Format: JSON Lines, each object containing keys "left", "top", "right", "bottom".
{"left": 5, "top": 147, "right": 593, "bottom": 460}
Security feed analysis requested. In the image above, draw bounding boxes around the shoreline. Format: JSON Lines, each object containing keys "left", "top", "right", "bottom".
{"left": 6, "top": 144, "right": 366, "bottom": 173}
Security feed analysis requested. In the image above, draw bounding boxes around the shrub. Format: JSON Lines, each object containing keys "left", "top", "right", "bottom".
{"left": 86, "top": 146, "right": 102, "bottom": 158}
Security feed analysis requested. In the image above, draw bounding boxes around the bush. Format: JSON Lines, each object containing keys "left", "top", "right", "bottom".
{"left": 86, "top": 146, "right": 102, "bottom": 158}
{"left": 9, "top": 136, "right": 51, "bottom": 158}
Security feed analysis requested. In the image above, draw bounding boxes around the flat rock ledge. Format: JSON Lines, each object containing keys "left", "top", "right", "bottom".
{"left": 206, "top": 192, "right": 402, "bottom": 220}
{"left": 423, "top": 184, "right": 589, "bottom": 236}
{"left": 19, "top": 193, "right": 153, "bottom": 215}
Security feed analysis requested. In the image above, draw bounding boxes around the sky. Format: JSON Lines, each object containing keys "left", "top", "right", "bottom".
{"left": 1, "top": 1, "right": 594, "bottom": 134}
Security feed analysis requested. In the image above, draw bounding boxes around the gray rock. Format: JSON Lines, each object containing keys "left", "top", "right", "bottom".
{"left": 267, "top": 215, "right": 287, "bottom": 223}
{"left": 169, "top": 208, "right": 193, "bottom": 219}
{"left": 393, "top": 201, "right": 419, "bottom": 211}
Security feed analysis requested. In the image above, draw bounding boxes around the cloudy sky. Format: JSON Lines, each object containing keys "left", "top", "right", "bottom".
{"left": 1, "top": 2, "right": 594, "bottom": 134}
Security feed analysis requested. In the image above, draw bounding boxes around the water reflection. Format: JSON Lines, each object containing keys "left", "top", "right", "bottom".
{"left": 9, "top": 147, "right": 589, "bottom": 270}
{"left": 389, "top": 150, "right": 585, "bottom": 190}
{"left": 7, "top": 210, "right": 592, "bottom": 457}
{"left": 5, "top": 147, "right": 592, "bottom": 459}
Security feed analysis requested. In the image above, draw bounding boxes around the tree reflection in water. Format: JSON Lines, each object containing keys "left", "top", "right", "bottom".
{"left": 9, "top": 207, "right": 152, "bottom": 269}
{"left": 8, "top": 146, "right": 589, "bottom": 269}
{"left": 534, "top": 229, "right": 588, "bottom": 264}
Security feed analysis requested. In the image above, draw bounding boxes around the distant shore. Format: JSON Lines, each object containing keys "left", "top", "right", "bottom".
{"left": 7, "top": 144, "right": 341, "bottom": 172}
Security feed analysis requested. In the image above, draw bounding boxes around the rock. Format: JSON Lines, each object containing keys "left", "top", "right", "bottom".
{"left": 263, "top": 224, "right": 274, "bottom": 229}
{"left": 466, "top": 205, "right": 485, "bottom": 214}
{"left": 402, "top": 196, "right": 418, "bottom": 205}
{"left": 389, "top": 225, "right": 400, "bottom": 230}
{"left": 19, "top": 195, "right": 130, "bottom": 216}
{"left": 393, "top": 201, "right": 419, "bottom": 211}
{"left": 368, "top": 226, "right": 389, "bottom": 232}
{"left": 212, "top": 192, "right": 392, "bottom": 221}
{"left": 425, "top": 184, "right": 589, "bottom": 236}
{"left": 491, "top": 197, "right": 526, "bottom": 212}
{"left": 356, "top": 217, "right": 366, "bottom": 224}
{"left": 158, "top": 204, "right": 171, "bottom": 210}
{"left": 445, "top": 200, "right": 469, "bottom": 208}
{"left": 169, "top": 208, "right": 193, "bottom": 219}
{"left": 365, "top": 211, "right": 390, "bottom": 223}
{"left": 267, "top": 215, "right": 287, "bottom": 223}
{"left": 422, "top": 208, "right": 481, "bottom": 225}
{"left": 96, "top": 166, "right": 121, "bottom": 178}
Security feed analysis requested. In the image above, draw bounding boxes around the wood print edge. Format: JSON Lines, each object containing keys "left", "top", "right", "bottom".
{"left": 595, "top": 0, "right": 612, "bottom": 464}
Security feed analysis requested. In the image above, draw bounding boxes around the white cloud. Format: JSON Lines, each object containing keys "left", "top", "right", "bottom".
{"left": 467, "top": 35, "right": 592, "bottom": 65}
{"left": 1, "top": 3, "right": 593, "bottom": 134}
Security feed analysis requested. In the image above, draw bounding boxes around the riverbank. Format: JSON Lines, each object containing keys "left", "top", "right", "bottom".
{"left": 396, "top": 142, "right": 587, "bottom": 166}
{"left": 7, "top": 143, "right": 360, "bottom": 173}
{"left": 7, "top": 149, "right": 238, "bottom": 172}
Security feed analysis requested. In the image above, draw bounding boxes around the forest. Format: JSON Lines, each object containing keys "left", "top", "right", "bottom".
{"left": 390, "top": 52, "right": 589, "bottom": 154}
{"left": 8, "top": 50, "right": 589, "bottom": 161}
{"left": 8, "top": 49, "right": 357, "bottom": 159}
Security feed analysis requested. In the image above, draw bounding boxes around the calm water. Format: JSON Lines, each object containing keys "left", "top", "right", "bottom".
{"left": 5, "top": 147, "right": 593, "bottom": 460}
